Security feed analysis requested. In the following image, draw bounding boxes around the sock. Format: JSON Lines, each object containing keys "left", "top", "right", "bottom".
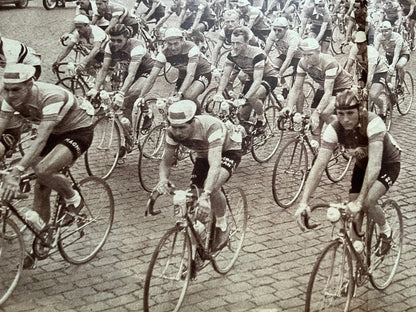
{"left": 379, "top": 222, "right": 392, "bottom": 237}
{"left": 65, "top": 190, "right": 81, "bottom": 208}
{"left": 216, "top": 216, "right": 227, "bottom": 231}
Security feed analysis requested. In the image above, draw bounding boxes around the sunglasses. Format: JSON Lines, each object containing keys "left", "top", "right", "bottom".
{"left": 110, "top": 38, "right": 124, "bottom": 43}
{"left": 273, "top": 28, "right": 286, "bottom": 33}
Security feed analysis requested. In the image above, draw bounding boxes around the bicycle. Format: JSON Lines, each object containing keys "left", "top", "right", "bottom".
{"left": 84, "top": 91, "right": 157, "bottom": 179}
{"left": 143, "top": 183, "right": 248, "bottom": 311}
{"left": 0, "top": 166, "right": 114, "bottom": 306}
{"left": 54, "top": 62, "right": 95, "bottom": 97}
{"left": 272, "top": 114, "right": 353, "bottom": 208}
{"left": 302, "top": 200, "right": 403, "bottom": 311}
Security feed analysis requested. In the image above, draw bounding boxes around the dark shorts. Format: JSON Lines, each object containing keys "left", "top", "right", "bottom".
{"left": 40, "top": 126, "right": 94, "bottom": 161}
{"left": 349, "top": 162, "right": 401, "bottom": 193}
{"left": 181, "top": 15, "right": 215, "bottom": 31}
{"left": 386, "top": 53, "right": 410, "bottom": 65}
{"left": 359, "top": 70, "right": 387, "bottom": 84}
{"left": 176, "top": 72, "right": 212, "bottom": 91}
{"left": 277, "top": 55, "right": 300, "bottom": 74}
{"left": 311, "top": 88, "right": 349, "bottom": 108}
{"left": 310, "top": 27, "right": 332, "bottom": 43}
{"left": 145, "top": 5, "right": 165, "bottom": 21}
{"left": 242, "top": 76, "right": 278, "bottom": 95}
{"left": 190, "top": 150, "right": 242, "bottom": 188}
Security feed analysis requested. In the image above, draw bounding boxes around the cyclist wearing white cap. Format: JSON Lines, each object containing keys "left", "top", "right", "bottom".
{"left": 155, "top": 100, "right": 243, "bottom": 252}
{"left": 137, "top": 27, "right": 212, "bottom": 113}
{"left": 237, "top": 0, "right": 270, "bottom": 42}
{"left": 0, "top": 64, "right": 94, "bottom": 268}
{"left": 285, "top": 38, "right": 352, "bottom": 135}
{"left": 53, "top": 15, "right": 109, "bottom": 75}
{"left": 374, "top": 21, "right": 410, "bottom": 90}
{"left": 345, "top": 31, "right": 389, "bottom": 119}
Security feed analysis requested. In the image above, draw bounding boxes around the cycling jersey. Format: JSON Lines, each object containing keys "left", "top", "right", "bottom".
{"left": 166, "top": 115, "right": 242, "bottom": 158}
{"left": 70, "top": 25, "right": 109, "bottom": 51}
{"left": 154, "top": 41, "right": 212, "bottom": 80}
{"left": 225, "top": 45, "right": 278, "bottom": 80}
{"left": 374, "top": 31, "right": 410, "bottom": 56}
{"left": 241, "top": 6, "right": 270, "bottom": 31}
{"left": 322, "top": 111, "right": 401, "bottom": 168}
{"left": 383, "top": 1, "right": 401, "bottom": 22}
{"left": 297, "top": 54, "right": 352, "bottom": 90}
{"left": 104, "top": 38, "right": 154, "bottom": 75}
{"left": 348, "top": 45, "right": 389, "bottom": 74}
{"left": 267, "top": 28, "right": 302, "bottom": 59}
{"left": 95, "top": 2, "right": 137, "bottom": 27}
{"left": 0, "top": 37, "right": 41, "bottom": 68}
{"left": 302, "top": 6, "right": 332, "bottom": 30}
{"left": 0, "top": 82, "right": 93, "bottom": 135}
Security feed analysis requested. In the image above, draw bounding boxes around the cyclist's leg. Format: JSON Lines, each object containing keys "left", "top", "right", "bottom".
{"left": 183, "top": 73, "right": 212, "bottom": 114}
{"left": 395, "top": 55, "right": 409, "bottom": 87}
{"left": 369, "top": 78, "right": 386, "bottom": 114}
{"left": 124, "top": 75, "right": 148, "bottom": 121}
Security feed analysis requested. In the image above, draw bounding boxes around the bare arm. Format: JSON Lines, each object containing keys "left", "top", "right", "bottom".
{"left": 204, "top": 144, "right": 222, "bottom": 193}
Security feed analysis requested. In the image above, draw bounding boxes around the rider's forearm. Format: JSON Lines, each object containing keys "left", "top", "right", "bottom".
{"left": 299, "top": 158, "right": 327, "bottom": 205}
{"left": 120, "top": 74, "right": 136, "bottom": 95}
{"left": 94, "top": 69, "right": 107, "bottom": 90}
{"left": 178, "top": 73, "right": 195, "bottom": 94}
{"left": 191, "top": 11, "right": 203, "bottom": 30}
{"left": 211, "top": 43, "right": 222, "bottom": 64}
{"left": 315, "top": 92, "right": 331, "bottom": 114}
{"left": 55, "top": 47, "right": 72, "bottom": 64}
{"left": 81, "top": 46, "right": 100, "bottom": 67}
{"left": 245, "top": 80, "right": 262, "bottom": 99}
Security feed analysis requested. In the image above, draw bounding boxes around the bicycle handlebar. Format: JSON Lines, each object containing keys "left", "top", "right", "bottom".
{"left": 303, "top": 202, "right": 349, "bottom": 230}
{"left": 145, "top": 182, "right": 177, "bottom": 216}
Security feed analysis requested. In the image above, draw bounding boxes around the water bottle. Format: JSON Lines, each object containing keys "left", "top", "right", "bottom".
{"left": 25, "top": 210, "right": 45, "bottom": 231}
{"left": 310, "top": 139, "right": 320, "bottom": 154}
{"left": 353, "top": 240, "right": 364, "bottom": 254}
{"left": 173, "top": 190, "right": 187, "bottom": 217}
{"left": 327, "top": 207, "right": 341, "bottom": 223}
{"left": 220, "top": 101, "right": 230, "bottom": 117}
{"left": 120, "top": 117, "right": 132, "bottom": 133}
{"left": 293, "top": 112, "right": 303, "bottom": 132}
{"left": 194, "top": 220, "right": 207, "bottom": 242}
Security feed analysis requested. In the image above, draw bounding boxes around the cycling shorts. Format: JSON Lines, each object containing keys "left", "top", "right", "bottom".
{"left": 242, "top": 76, "right": 278, "bottom": 96}
{"left": 386, "top": 53, "right": 410, "bottom": 65}
{"left": 176, "top": 72, "right": 212, "bottom": 92}
{"left": 311, "top": 88, "right": 349, "bottom": 108}
{"left": 277, "top": 55, "right": 300, "bottom": 74}
{"left": 40, "top": 126, "right": 94, "bottom": 161}
{"left": 181, "top": 14, "right": 215, "bottom": 31}
{"left": 359, "top": 70, "right": 387, "bottom": 84}
{"left": 190, "top": 150, "right": 242, "bottom": 188}
{"left": 145, "top": 5, "right": 165, "bottom": 22}
{"left": 310, "top": 26, "right": 332, "bottom": 43}
{"left": 349, "top": 162, "right": 400, "bottom": 193}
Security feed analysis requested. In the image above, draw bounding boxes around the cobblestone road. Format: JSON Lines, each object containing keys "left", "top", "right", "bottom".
{"left": 1, "top": 2, "right": 416, "bottom": 311}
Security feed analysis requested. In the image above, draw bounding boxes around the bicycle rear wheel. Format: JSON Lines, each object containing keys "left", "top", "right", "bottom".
{"left": 0, "top": 218, "right": 25, "bottom": 306}
{"left": 251, "top": 105, "right": 283, "bottom": 162}
{"left": 272, "top": 138, "right": 309, "bottom": 208}
{"left": 303, "top": 81, "right": 315, "bottom": 117}
{"left": 143, "top": 226, "right": 192, "bottom": 312}
{"left": 212, "top": 187, "right": 248, "bottom": 274}
{"left": 325, "top": 145, "right": 353, "bottom": 183}
{"left": 84, "top": 116, "right": 121, "bottom": 179}
{"left": 330, "top": 24, "right": 347, "bottom": 55}
{"left": 305, "top": 240, "right": 354, "bottom": 312}
{"left": 370, "top": 91, "right": 392, "bottom": 131}
{"left": 58, "top": 176, "right": 114, "bottom": 264}
{"left": 368, "top": 199, "right": 403, "bottom": 290}
{"left": 397, "top": 70, "right": 414, "bottom": 115}
{"left": 138, "top": 125, "right": 166, "bottom": 192}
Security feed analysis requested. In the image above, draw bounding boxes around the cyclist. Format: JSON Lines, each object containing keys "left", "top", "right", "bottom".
{"left": 284, "top": 38, "right": 352, "bottom": 135}
{"left": 155, "top": 100, "right": 243, "bottom": 251}
{"left": 264, "top": 17, "right": 302, "bottom": 98}
{"left": 0, "top": 64, "right": 94, "bottom": 268}
{"left": 214, "top": 26, "right": 279, "bottom": 130}
{"left": 299, "top": 0, "right": 333, "bottom": 53}
{"left": 237, "top": 0, "right": 271, "bottom": 42}
{"left": 380, "top": 0, "right": 402, "bottom": 27}
{"left": 137, "top": 27, "right": 212, "bottom": 114}
{"left": 94, "top": 0, "right": 139, "bottom": 37}
{"left": 295, "top": 88, "right": 401, "bottom": 257}
{"left": 88, "top": 24, "right": 154, "bottom": 141}
{"left": 345, "top": 31, "right": 389, "bottom": 119}
{"left": 133, "top": 0, "right": 166, "bottom": 22}
{"left": 177, "top": 0, "right": 216, "bottom": 34}
{"left": 398, "top": 0, "right": 416, "bottom": 49}
{"left": 53, "top": 15, "right": 109, "bottom": 75}
{"left": 66, "top": 0, "right": 109, "bottom": 32}
{"left": 374, "top": 21, "right": 410, "bottom": 91}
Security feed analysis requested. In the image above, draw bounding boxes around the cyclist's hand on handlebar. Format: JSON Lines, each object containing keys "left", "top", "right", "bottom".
{"left": 295, "top": 203, "right": 311, "bottom": 232}
{"left": 346, "top": 200, "right": 362, "bottom": 216}
{"left": 155, "top": 180, "right": 171, "bottom": 195}
{"left": 114, "top": 92, "right": 125, "bottom": 109}
{"left": 86, "top": 88, "right": 99, "bottom": 98}
{"left": 279, "top": 107, "right": 291, "bottom": 118}
{"left": 388, "top": 65, "right": 395, "bottom": 76}
{"left": 196, "top": 192, "right": 211, "bottom": 223}
{"left": 75, "top": 63, "right": 86, "bottom": 75}
{"left": 0, "top": 168, "right": 21, "bottom": 201}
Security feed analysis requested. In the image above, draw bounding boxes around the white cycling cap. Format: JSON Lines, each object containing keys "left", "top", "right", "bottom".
{"left": 164, "top": 27, "right": 184, "bottom": 40}
{"left": 168, "top": 100, "right": 197, "bottom": 125}
{"left": 73, "top": 14, "right": 91, "bottom": 24}
{"left": 272, "top": 17, "right": 289, "bottom": 28}
{"left": 299, "top": 38, "right": 320, "bottom": 52}
{"left": 354, "top": 31, "right": 367, "bottom": 43}
{"left": 237, "top": 0, "right": 250, "bottom": 6}
{"left": 380, "top": 21, "right": 392, "bottom": 29}
{"left": 3, "top": 63, "right": 36, "bottom": 84}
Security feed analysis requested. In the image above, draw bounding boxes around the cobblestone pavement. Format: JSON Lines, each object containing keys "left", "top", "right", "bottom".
{"left": 1, "top": 2, "right": 416, "bottom": 311}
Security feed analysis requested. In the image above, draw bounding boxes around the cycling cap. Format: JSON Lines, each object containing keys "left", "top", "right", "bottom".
{"left": 164, "top": 27, "right": 184, "bottom": 40}
{"left": 314, "top": 0, "right": 325, "bottom": 4}
{"left": 380, "top": 21, "right": 392, "bottom": 29}
{"left": 299, "top": 38, "right": 320, "bottom": 52}
{"left": 354, "top": 31, "right": 367, "bottom": 43}
{"left": 73, "top": 14, "right": 90, "bottom": 24}
{"left": 3, "top": 64, "right": 36, "bottom": 84}
{"left": 237, "top": 0, "right": 250, "bottom": 6}
{"left": 272, "top": 17, "right": 289, "bottom": 28}
{"left": 168, "top": 100, "right": 197, "bottom": 125}
{"left": 335, "top": 89, "right": 360, "bottom": 110}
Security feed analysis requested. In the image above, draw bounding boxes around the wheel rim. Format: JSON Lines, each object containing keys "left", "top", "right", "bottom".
{"left": 397, "top": 71, "right": 414, "bottom": 115}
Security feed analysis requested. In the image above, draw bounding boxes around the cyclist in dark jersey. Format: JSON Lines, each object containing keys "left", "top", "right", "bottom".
{"left": 296, "top": 88, "right": 401, "bottom": 256}
{"left": 95, "top": 0, "right": 139, "bottom": 36}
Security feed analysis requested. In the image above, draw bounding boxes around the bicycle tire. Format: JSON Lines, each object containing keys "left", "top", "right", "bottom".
{"left": 164, "top": 62, "right": 179, "bottom": 84}
{"left": 368, "top": 199, "right": 403, "bottom": 290}
{"left": 201, "top": 88, "right": 220, "bottom": 116}
{"left": 55, "top": 76, "right": 87, "bottom": 97}
{"left": 397, "top": 71, "right": 414, "bottom": 115}
{"left": 143, "top": 226, "right": 192, "bottom": 312}
{"left": 138, "top": 124, "right": 166, "bottom": 192}
{"left": 272, "top": 138, "right": 309, "bottom": 208}
{"left": 330, "top": 24, "right": 347, "bottom": 55}
{"left": 370, "top": 91, "right": 392, "bottom": 131}
{"left": 0, "top": 218, "right": 25, "bottom": 306}
{"left": 84, "top": 116, "right": 121, "bottom": 180}
{"left": 251, "top": 105, "right": 283, "bottom": 162}
{"left": 42, "top": 0, "right": 56, "bottom": 9}
{"left": 215, "top": 49, "right": 231, "bottom": 70}
{"left": 305, "top": 240, "right": 354, "bottom": 312}
{"left": 303, "top": 81, "right": 315, "bottom": 117}
{"left": 58, "top": 176, "right": 114, "bottom": 264}
{"left": 325, "top": 145, "right": 353, "bottom": 183}
{"left": 212, "top": 186, "right": 248, "bottom": 274}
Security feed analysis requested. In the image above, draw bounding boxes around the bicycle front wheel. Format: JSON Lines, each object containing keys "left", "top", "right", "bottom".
{"left": 368, "top": 199, "right": 403, "bottom": 290}
{"left": 85, "top": 116, "right": 121, "bottom": 179}
{"left": 325, "top": 145, "right": 353, "bottom": 183}
{"left": 305, "top": 240, "right": 354, "bottom": 312}
{"left": 330, "top": 24, "right": 347, "bottom": 55}
{"left": 0, "top": 218, "right": 25, "bottom": 306}
{"left": 272, "top": 138, "right": 309, "bottom": 208}
{"left": 55, "top": 77, "right": 87, "bottom": 97}
{"left": 138, "top": 125, "right": 166, "bottom": 192}
{"left": 397, "top": 70, "right": 414, "bottom": 115}
{"left": 143, "top": 227, "right": 192, "bottom": 312}
{"left": 58, "top": 176, "right": 114, "bottom": 264}
{"left": 212, "top": 187, "right": 248, "bottom": 274}
{"left": 251, "top": 105, "right": 283, "bottom": 162}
